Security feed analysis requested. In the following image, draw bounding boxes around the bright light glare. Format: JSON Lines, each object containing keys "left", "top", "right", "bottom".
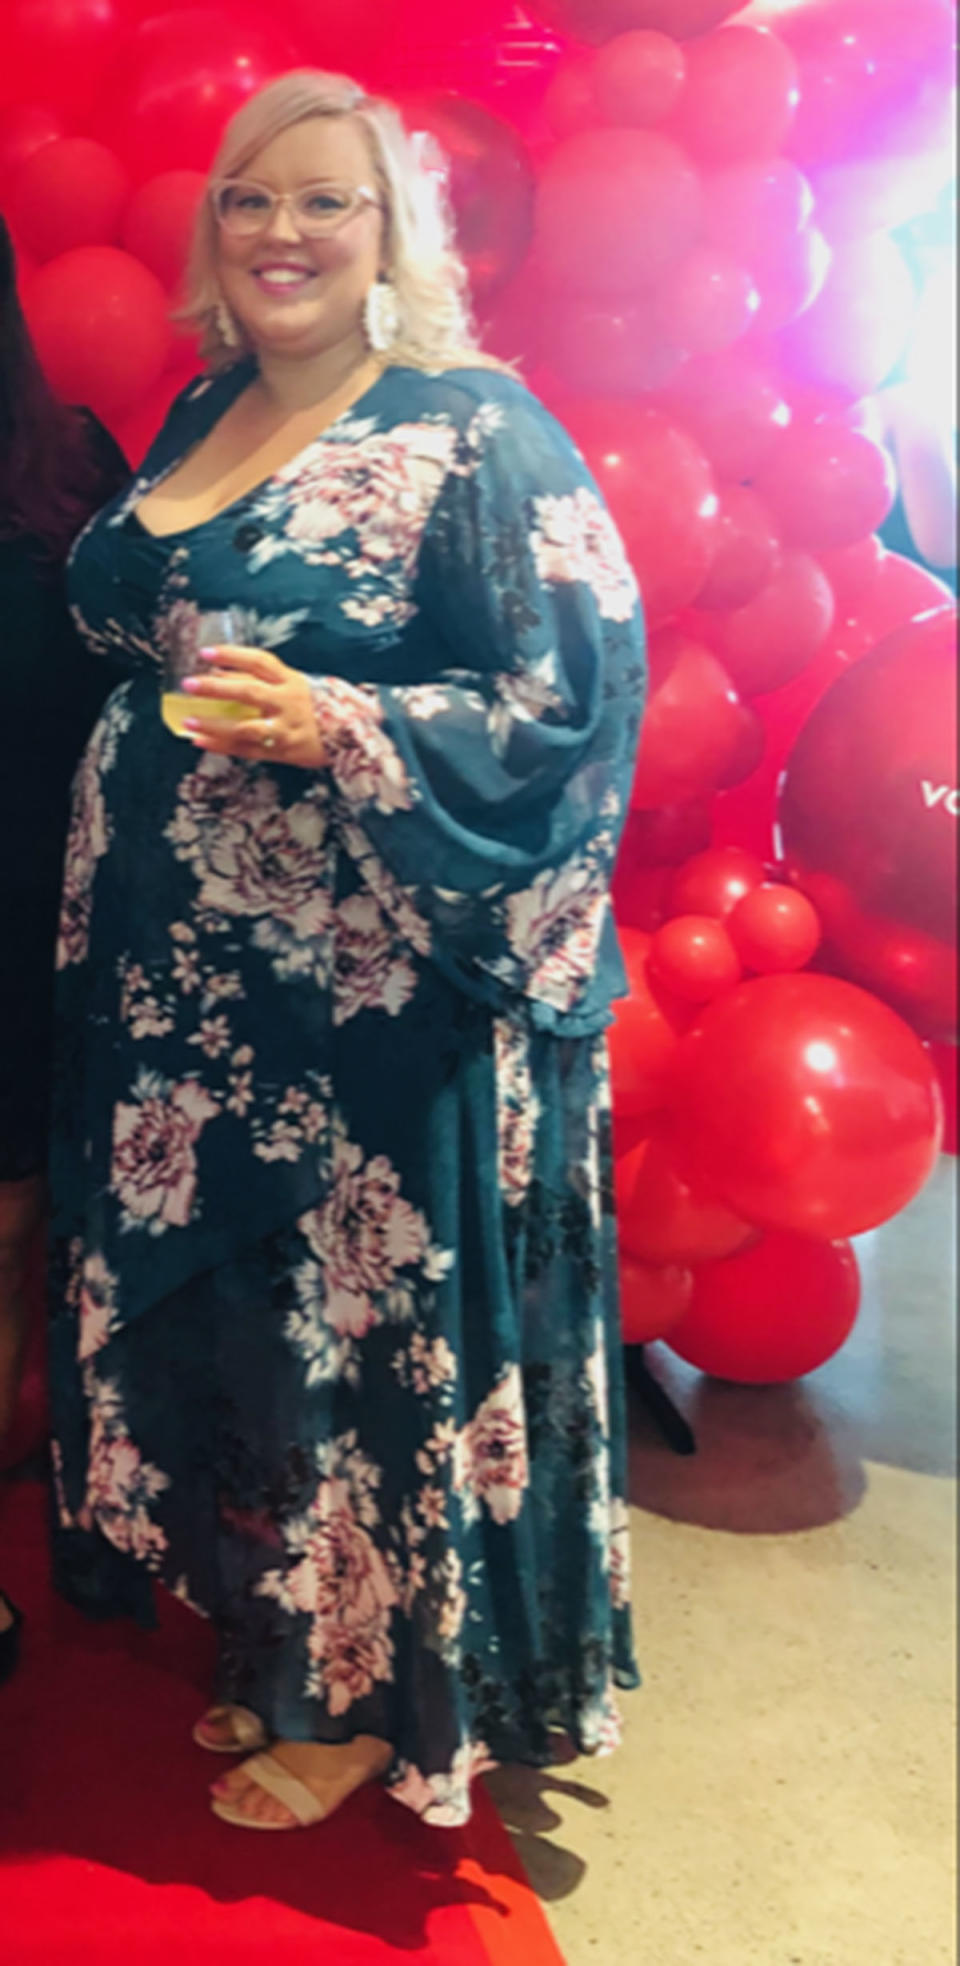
{"left": 804, "top": 1042, "right": 838, "bottom": 1075}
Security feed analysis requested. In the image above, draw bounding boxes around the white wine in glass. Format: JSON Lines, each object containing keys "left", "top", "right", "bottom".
{"left": 160, "top": 607, "right": 260, "bottom": 737}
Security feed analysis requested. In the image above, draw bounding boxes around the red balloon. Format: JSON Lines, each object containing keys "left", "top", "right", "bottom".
{"left": 694, "top": 486, "right": 779, "bottom": 612}
{"left": 537, "top": 0, "right": 741, "bottom": 42}
{"left": 727, "top": 883, "right": 821, "bottom": 975}
{"left": 779, "top": 609, "right": 958, "bottom": 1040}
{"left": 630, "top": 628, "right": 745, "bottom": 809}
{"left": 612, "top": 861, "right": 673, "bottom": 934}
{"left": 7, "top": 137, "right": 128, "bottom": 263}
{"left": 548, "top": 297, "right": 683, "bottom": 397}
{"left": 782, "top": 0, "right": 956, "bottom": 170}
{"left": 667, "top": 26, "right": 799, "bottom": 164}
{"left": 667, "top": 845, "right": 765, "bottom": 922}
{"left": 398, "top": 94, "right": 535, "bottom": 299}
{"left": 816, "top": 534, "right": 886, "bottom": 618}
{"left": 714, "top": 703, "right": 767, "bottom": 790}
{"left": 667, "top": 974, "right": 943, "bottom": 1239}
{"left": 618, "top": 1135, "right": 754, "bottom": 1265}
{"left": 702, "top": 158, "right": 814, "bottom": 260}
{"left": 535, "top": 129, "right": 702, "bottom": 293}
{"left": 25, "top": 245, "right": 171, "bottom": 419}
{"left": 659, "top": 349, "right": 790, "bottom": 479}
{"left": 650, "top": 915, "right": 742, "bottom": 1002}
{"left": 2, "top": 0, "right": 124, "bottom": 115}
{"left": 121, "top": 169, "right": 206, "bottom": 292}
{"left": 654, "top": 245, "right": 759, "bottom": 358}
{"left": 542, "top": 55, "right": 599, "bottom": 139}
{"left": 751, "top": 222, "right": 832, "bottom": 333}
{"left": 565, "top": 402, "right": 719, "bottom": 624}
{"left": 608, "top": 929, "right": 691, "bottom": 1124}
{"left": 93, "top": 8, "right": 298, "bottom": 182}
{"left": 271, "top": 0, "right": 401, "bottom": 73}
{"left": 757, "top": 422, "right": 896, "bottom": 554}
{"left": 845, "top": 552, "right": 955, "bottom": 643}
{"left": 0, "top": 102, "right": 64, "bottom": 183}
{"left": 615, "top": 799, "right": 714, "bottom": 872}
{"left": 593, "top": 31, "right": 687, "bottom": 125}
{"left": 619, "top": 1252, "right": 694, "bottom": 1346}
{"left": 780, "top": 233, "right": 915, "bottom": 398}
{"left": 666, "top": 1232, "right": 861, "bottom": 1384}
{"left": 711, "top": 551, "right": 835, "bottom": 697}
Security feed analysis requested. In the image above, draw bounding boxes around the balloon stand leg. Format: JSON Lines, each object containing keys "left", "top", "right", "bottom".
{"left": 625, "top": 1345, "right": 697, "bottom": 1456}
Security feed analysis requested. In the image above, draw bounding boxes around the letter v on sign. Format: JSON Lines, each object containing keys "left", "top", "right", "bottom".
{"left": 921, "top": 781, "right": 960, "bottom": 816}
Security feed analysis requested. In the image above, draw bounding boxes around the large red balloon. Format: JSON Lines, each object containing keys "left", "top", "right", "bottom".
{"left": 608, "top": 929, "right": 691, "bottom": 1125}
{"left": 121, "top": 170, "right": 206, "bottom": 292}
{"left": 92, "top": 8, "right": 298, "bottom": 182}
{"left": 659, "top": 349, "right": 790, "bottom": 479}
{"left": 666, "top": 1232, "right": 861, "bottom": 1384}
{"left": 398, "top": 94, "right": 535, "bottom": 299}
{"left": 535, "top": 129, "right": 701, "bottom": 293}
{"left": 666, "top": 974, "right": 943, "bottom": 1239}
{"left": 630, "top": 627, "right": 745, "bottom": 808}
{"left": 757, "top": 422, "right": 896, "bottom": 554}
{"left": 709, "top": 551, "right": 835, "bottom": 697}
{"left": 779, "top": 609, "right": 959, "bottom": 1040}
{"left": 668, "top": 26, "right": 799, "bottom": 164}
{"left": 25, "top": 245, "right": 171, "bottom": 418}
{"left": 6, "top": 136, "right": 128, "bottom": 262}
{"left": 618, "top": 1135, "right": 754, "bottom": 1265}
{"left": 566, "top": 402, "right": 719, "bottom": 624}
{"left": 2, "top": 0, "right": 124, "bottom": 115}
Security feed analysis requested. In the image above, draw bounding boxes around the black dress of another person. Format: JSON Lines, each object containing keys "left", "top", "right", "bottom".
{"left": 0, "top": 413, "right": 128, "bottom": 1179}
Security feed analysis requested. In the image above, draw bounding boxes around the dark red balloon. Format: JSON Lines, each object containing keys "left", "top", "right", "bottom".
{"left": 667, "top": 974, "right": 943, "bottom": 1238}
{"left": 618, "top": 1134, "right": 754, "bottom": 1265}
{"left": 615, "top": 800, "right": 714, "bottom": 872}
{"left": 712, "top": 551, "right": 835, "bottom": 697}
{"left": 650, "top": 915, "right": 742, "bottom": 1003}
{"left": 694, "top": 486, "right": 779, "bottom": 613}
{"left": 779, "top": 608, "right": 958, "bottom": 1040}
{"left": 728, "top": 883, "right": 822, "bottom": 975}
{"left": 535, "top": 128, "right": 701, "bottom": 293}
{"left": 93, "top": 8, "right": 298, "bottom": 182}
{"left": 667, "top": 26, "right": 799, "bottom": 164}
{"left": 537, "top": 0, "right": 741, "bottom": 42}
{"left": 666, "top": 1232, "right": 861, "bottom": 1384}
{"left": 666, "top": 846, "right": 765, "bottom": 922}
{"left": 630, "top": 628, "right": 745, "bottom": 809}
{"left": 398, "top": 94, "right": 535, "bottom": 299}
{"left": 565, "top": 401, "right": 719, "bottom": 624}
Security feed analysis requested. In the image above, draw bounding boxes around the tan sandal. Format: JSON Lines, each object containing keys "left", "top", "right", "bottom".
{"left": 210, "top": 1751, "right": 329, "bottom": 1829}
{"left": 192, "top": 1705, "right": 268, "bottom": 1754}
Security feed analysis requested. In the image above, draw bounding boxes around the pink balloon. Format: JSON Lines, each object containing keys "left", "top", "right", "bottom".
{"left": 7, "top": 136, "right": 128, "bottom": 262}
{"left": 535, "top": 128, "right": 702, "bottom": 293}
{"left": 655, "top": 245, "right": 759, "bottom": 357}
{"left": 751, "top": 223, "right": 832, "bottom": 333}
{"left": 659, "top": 349, "right": 790, "bottom": 478}
{"left": 781, "top": 232, "right": 915, "bottom": 398}
{"left": 593, "top": 30, "right": 687, "bottom": 126}
{"left": 542, "top": 56, "right": 599, "bottom": 139}
{"left": 702, "top": 157, "right": 814, "bottom": 260}
{"left": 548, "top": 296, "right": 683, "bottom": 396}
{"left": 667, "top": 25, "right": 799, "bottom": 164}
{"left": 694, "top": 486, "right": 780, "bottom": 613}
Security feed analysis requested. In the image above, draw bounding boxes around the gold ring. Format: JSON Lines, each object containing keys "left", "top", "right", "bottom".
{"left": 262, "top": 734, "right": 276, "bottom": 751}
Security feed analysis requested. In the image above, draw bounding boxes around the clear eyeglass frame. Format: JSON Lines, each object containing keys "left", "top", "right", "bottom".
{"left": 210, "top": 180, "right": 381, "bottom": 240}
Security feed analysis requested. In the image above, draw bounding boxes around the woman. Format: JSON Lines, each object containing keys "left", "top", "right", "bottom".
{"left": 0, "top": 217, "right": 127, "bottom": 1683}
{"left": 50, "top": 71, "right": 646, "bottom": 1829}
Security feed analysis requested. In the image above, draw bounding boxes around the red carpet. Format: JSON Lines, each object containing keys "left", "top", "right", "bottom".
{"left": 0, "top": 1477, "right": 566, "bottom": 1966}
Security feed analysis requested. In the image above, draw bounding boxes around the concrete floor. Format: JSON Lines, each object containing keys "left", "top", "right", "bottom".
{"left": 488, "top": 1159, "right": 957, "bottom": 1966}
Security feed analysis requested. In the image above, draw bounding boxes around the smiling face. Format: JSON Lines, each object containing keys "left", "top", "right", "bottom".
{"left": 214, "top": 115, "right": 386, "bottom": 364}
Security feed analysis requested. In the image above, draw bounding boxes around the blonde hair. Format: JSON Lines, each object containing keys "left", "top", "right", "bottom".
{"left": 179, "top": 69, "right": 499, "bottom": 374}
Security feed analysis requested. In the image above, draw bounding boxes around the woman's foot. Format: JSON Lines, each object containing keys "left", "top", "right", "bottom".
{"left": 211, "top": 1736, "right": 393, "bottom": 1828}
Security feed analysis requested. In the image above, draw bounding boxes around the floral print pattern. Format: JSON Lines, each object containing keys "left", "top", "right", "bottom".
{"left": 50, "top": 363, "right": 644, "bottom": 1826}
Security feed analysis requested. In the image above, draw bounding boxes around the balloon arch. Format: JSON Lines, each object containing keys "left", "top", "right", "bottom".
{"left": 1, "top": 0, "right": 956, "bottom": 1393}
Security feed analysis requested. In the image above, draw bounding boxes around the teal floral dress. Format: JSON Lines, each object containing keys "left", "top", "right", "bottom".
{"left": 49, "top": 362, "right": 646, "bottom": 1826}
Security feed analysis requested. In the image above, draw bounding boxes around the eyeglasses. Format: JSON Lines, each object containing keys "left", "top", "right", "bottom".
{"left": 210, "top": 180, "right": 381, "bottom": 240}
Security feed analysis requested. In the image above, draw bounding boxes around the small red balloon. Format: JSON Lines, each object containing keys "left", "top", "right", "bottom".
{"left": 758, "top": 422, "right": 896, "bottom": 554}
{"left": 542, "top": 55, "right": 599, "bottom": 139}
{"left": 650, "top": 915, "right": 742, "bottom": 1002}
{"left": 667, "top": 846, "right": 765, "bottom": 921}
{"left": 608, "top": 929, "right": 691, "bottom": 1124}
{"left": 630, "top": 628, "right": 745, "bottom": 809}
{"left": 535, "top": 128, "right": 702, "bottom": 294}
{"left": 593, "top": 30, "right": 687, "bottom": 125}
{"left": 694, "top": 486, "right": 780, "bottom": 612}
{"left": 667, "top": 974, "right": 943, "bottom": 1239}
{"left": 728, "top": 883, "right": 821, "bottom": 975}
{"left": 619, "top": 1252, "right": 694, "bottom": 1347}
{"left": 668, "top": 25, "right": 799, "bottom": 164}
{"left": 618, "top": 1134, "right": 754, "bottom": 1265}
{"left": 121, "top": 169, "right": 206, "bottom": 292}
{"left": 7, "top": 137, "right": 128, "bottom": 262}
{"left": 713, "top": 551, "right": 835, "bottom": 697}
{"left": 666, "top": 1232, "right": 861, "bottom": 1384}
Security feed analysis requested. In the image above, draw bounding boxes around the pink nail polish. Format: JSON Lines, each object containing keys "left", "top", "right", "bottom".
{"left": 183, "top": 717, "right": 201, "bottom": 730}
{"left": 198, "top": 647, "right": 219, "bottom": 660}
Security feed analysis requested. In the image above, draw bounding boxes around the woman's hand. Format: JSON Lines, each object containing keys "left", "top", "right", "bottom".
{"left": 181, "top": 645, "right": 328, "bottom": 769}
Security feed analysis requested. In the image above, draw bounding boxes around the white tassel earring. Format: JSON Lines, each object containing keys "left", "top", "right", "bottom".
{"left": 364, "top": 278, "right": 400, "bottom": 356}
{"left": 215, "top": 300, "right": 240, "bottom": 350}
